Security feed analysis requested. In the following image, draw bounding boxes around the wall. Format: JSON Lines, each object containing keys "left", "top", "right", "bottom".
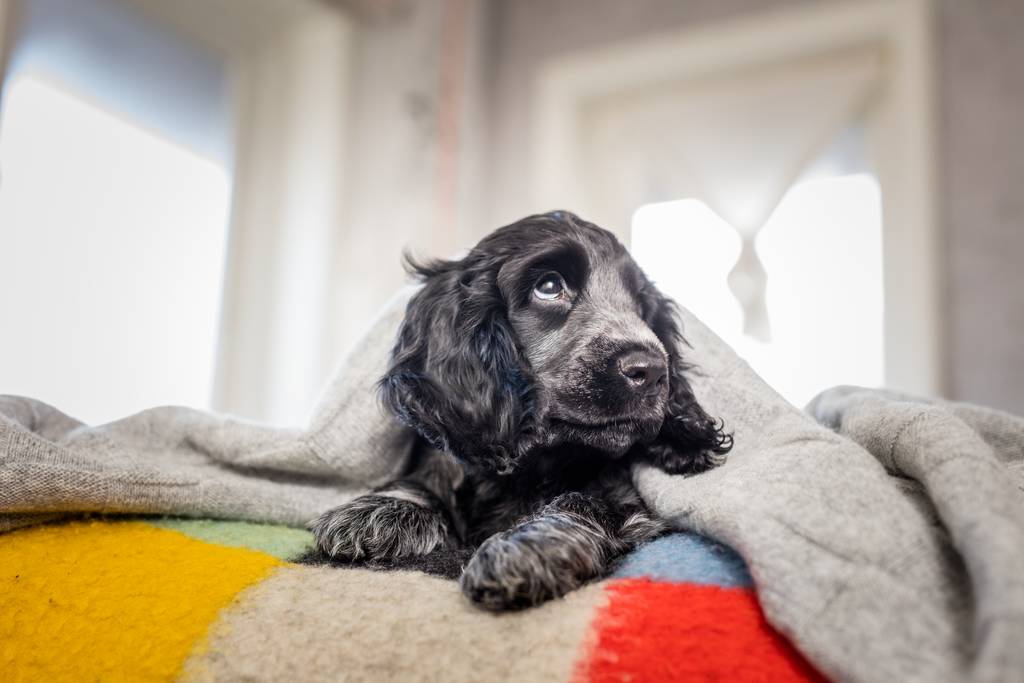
{"left": 214, "top": 0, "right": 491, "bottom": 422}
{"left": 481, "top": 0, "right": 809, "bottom": 231}
{"left": 0, "top": 2, "right": 11, "bottom": 84}
{"left": 939, "top": 0, "right": 1024, "bottom": 414}
{"left": 480, "top": 0, "right": 1024, "bottom": 414}
{"left": 327, "top": 0, "right": 491, "bottom": 364}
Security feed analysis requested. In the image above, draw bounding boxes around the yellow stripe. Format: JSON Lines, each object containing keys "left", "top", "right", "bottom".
{"left": 0, "top": 520, "right": 281, "bottom": 682}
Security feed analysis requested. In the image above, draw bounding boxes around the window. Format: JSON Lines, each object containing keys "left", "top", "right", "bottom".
{"left": 533, "top": 0, "right": 939, "bottom": 397}
{"left": 0, "top": 74, "right": 230, "bottom": 424}
{"left": 632, "top": 173, "right": 884, "bottom": 408}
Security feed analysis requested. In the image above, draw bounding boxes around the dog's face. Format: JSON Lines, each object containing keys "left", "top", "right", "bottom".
{"left": 381, "top": 211, "right": 730, "bottom": 474}
{"left": 495, "top": 223, "right": 669, "bottom": 455}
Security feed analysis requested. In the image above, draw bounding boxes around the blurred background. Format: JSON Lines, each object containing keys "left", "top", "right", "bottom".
{"left": 0, "top": 0, "right": 1020, "bottom": 427}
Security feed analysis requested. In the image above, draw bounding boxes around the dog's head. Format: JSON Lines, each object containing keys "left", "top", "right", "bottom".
{"left": 380, "top": 211, "right": 731, "bottom": 474}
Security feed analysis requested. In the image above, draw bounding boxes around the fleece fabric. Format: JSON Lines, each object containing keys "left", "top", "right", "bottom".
{"left": 611, "top": 531, "right": 752, "bottom": 587}
{"left": 1, "top": 517, "right": 818, "bottom": 682}
{"left": 2, "top": 287, "right": 1023, "bottom": 682}
{"left": 578, "top": 579, "right": 825, "bottom": 683}
{"left": 0, "top": 520, "right": 281, "bottom": 682}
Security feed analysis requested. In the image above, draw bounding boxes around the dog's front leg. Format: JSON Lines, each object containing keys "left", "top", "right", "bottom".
{"left": 310, "top": 449, "right": 463, "bottom": 561}
{"left": 460, "top": 492, "right": 652, "bottom": 610}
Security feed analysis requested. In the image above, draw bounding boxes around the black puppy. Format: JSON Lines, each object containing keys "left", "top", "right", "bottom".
{"left": 311, "top": 211, "right": 731, "bottom": 610}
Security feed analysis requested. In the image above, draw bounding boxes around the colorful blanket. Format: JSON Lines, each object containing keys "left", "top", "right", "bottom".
{"left": 1, "top": 517, "right": 822, "bottom": 682}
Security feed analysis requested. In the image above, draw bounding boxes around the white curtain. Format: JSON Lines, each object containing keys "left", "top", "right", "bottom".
{"left": 581, "top": 46, "right": 884, "bottom": 341}
{"left": 213, "top": 0, "right": 483, "bottom": 426}
{"left": 213, "top": 8, "right": 353, "bottom": 426}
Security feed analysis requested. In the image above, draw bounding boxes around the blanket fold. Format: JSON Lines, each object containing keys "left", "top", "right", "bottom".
{"left": 0, "top": 288, "right": 417, "bottom": 531}
{"left": 805, "top": 386, "right": 1024, "bottom": 682}
{"left": 2, "top": 287, "right": 1023, "bottom": 683}
{"left": 630, "top": 311, "right": 1023, "bottom": 683}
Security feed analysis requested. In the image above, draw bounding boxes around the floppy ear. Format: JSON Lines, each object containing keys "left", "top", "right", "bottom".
{"left": 379, "top": 255, "right": 537, "bottom": 474}
{"left": 641, "top": 292, "right": 732, "bottom": 474}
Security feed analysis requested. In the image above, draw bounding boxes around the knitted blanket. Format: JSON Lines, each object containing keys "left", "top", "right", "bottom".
{"left": 2, "top": 287, "right": 1023, "bottom": 682}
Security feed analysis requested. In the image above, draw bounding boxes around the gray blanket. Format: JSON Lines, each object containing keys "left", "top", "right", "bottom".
{"left": 2, "top": 287, "right": 1022, "bottom": 683}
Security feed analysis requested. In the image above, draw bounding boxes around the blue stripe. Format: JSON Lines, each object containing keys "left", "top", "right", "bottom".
{"left": 613, "top": 532, "right": 752, "bottom": 588}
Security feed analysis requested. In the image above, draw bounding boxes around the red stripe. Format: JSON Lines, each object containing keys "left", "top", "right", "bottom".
{"left": 576, "top": 578, "right": 826, "bottom": 683}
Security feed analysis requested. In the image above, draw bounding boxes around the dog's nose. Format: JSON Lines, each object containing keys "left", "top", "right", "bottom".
{"left": 617, "top": 350, "right": 668, "bottom": 394}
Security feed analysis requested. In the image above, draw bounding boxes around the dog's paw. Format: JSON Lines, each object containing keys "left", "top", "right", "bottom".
{"left": 310, "top": 493, "right": 451, "bottom": 561}
{"left": 459, "top": 514, "right": 606, "bottom": 611}
{"left": 645, "top": 442, "right": 725, "bottom": 476}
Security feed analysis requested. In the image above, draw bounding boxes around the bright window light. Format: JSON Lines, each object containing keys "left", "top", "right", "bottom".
{"left": 0, "top": 74, "right": 231, "bottom": 424}
{"left": 632, "top": 174, "right": 884, "bottom": 408}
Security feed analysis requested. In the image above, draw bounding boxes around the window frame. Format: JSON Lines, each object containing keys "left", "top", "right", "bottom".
{"left": 530, "top": 0, "right": 941, "bottom": 397}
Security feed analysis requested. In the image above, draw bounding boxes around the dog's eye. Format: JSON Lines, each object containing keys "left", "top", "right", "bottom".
{"left": 533, "top": 272, "right": 566, "bottom": 301}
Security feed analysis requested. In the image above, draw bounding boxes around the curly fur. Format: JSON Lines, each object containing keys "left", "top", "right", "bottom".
{"left": 309, "top": 485, "right": 454, "bottom": 561}
{"left": 311, "top": 211, "right": 731, "bottom": 610}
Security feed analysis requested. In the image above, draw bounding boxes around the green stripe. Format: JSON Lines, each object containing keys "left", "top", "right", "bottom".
{"left": 147, "top": 517, "right": 314, "bottom": 561}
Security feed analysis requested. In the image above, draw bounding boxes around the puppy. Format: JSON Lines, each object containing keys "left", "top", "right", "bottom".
{"left": 311, "top": 211, "right": 731, "bottom": 610}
